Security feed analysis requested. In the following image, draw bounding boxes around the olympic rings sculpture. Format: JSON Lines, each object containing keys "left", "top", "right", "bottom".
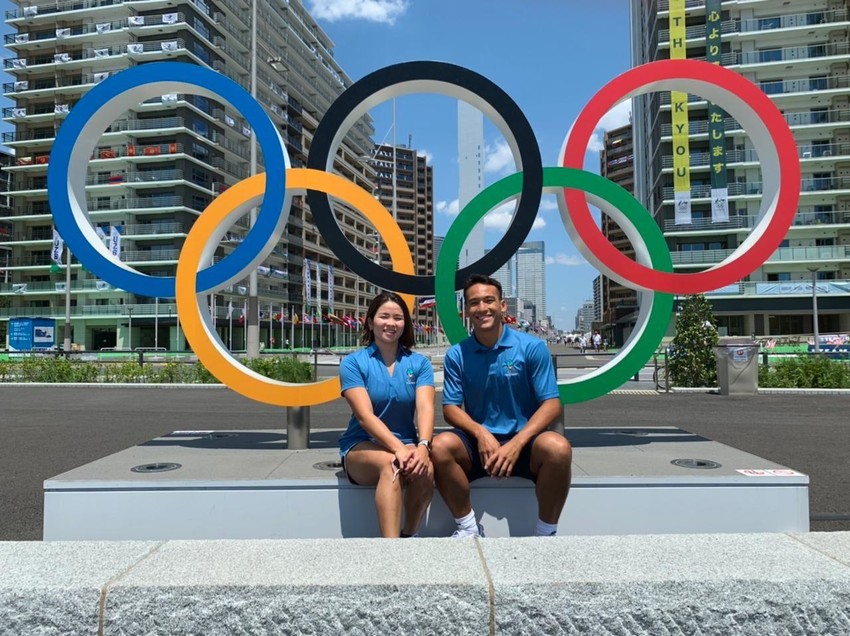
{"left": 47, "top": 60, "right": 800, "bottom": 406}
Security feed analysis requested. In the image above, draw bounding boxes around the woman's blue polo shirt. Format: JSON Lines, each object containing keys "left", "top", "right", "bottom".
{"left": 338, "top": 343, "right": 434, "bottom": 457}
{"left": 442, "top": 327, "right": 559, "bottom": 436}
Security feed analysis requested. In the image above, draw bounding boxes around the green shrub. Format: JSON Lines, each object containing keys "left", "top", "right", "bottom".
{"left": 668, "top": 294, "right": 720, "bottom": 387}
{"left": 103, "top": 360, "right": 153, "bottom": 383}
{"left": 759, "top": 355, "right": 850, "bottom": 389}
{"left": 242, "top": 356, "right": 312, "bottom": 383}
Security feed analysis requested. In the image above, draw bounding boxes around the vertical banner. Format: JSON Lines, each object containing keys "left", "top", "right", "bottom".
{"left": 328, "top": 264, "right": 334, "bottom": 313}
{"left": 315, "top": 260, "right": 322, "bottom": 320}
{"left": 706, "top": 0, "right": 729, "bottom": 223}
{"left": 109, "top": 226, "right": 122, "bottom": 259}
{"left": 304, "top": 258, "right": 312, "bottom": 313}
{"left": 670, "top": 0, "right": 692, "bottom": 225}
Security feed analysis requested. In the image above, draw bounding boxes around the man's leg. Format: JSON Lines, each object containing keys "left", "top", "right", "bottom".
{"left": 529, "top": 431, "right": 573, "bottom": 525}
{"left": 431, "top": 432, "right": 473, "bottom": 517}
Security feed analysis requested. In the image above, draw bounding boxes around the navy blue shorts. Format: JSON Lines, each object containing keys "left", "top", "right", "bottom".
{"left": 445, "top": 429, "right": 539, "bottom": 482}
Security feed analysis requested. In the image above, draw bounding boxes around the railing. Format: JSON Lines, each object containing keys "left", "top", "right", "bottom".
{"left": 671, "top": 245, "right": 850, "bottom": 266}
{"left": 664, "top": 209, "right": 850, "bottom": 232}
{"left": 662, "top": 176, "right": 850, "bottom": 200}
{"left": 122, "top": 249, "right": 181, "bottom": 262}
{"left": 660, "top": 142, "right": 850, "bottom": 168}
{"left": 5, "top": 0, "right": 122, "bottom": 19}
{"left": 5, "top": 19, "right": 125, "bottom": 44}
{"left": 658, "top": 9, "right": 849, "bottom": 42}
{"left": 659, "top": 74, "right": 850, "bottom": 105}
{"left": 705, "top": 279, "right": 850, "bottom": 298}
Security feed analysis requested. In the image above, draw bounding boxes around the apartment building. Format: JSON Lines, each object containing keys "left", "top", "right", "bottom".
{"left": 370, "top": 142, "right": 434, "bottom": 324}
{"left": 1, "top": 0, "right": 380, "bottom": 350}
{"left": 600, "top": 123, "right": 639, "bottom": 346}
{"left": 631, "top": 0, "right": 850, "bottom": 338}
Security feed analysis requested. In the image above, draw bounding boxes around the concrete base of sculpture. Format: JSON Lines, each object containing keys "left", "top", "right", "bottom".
{"left": 43, "top": 427, "right": 809, "bottom": 540}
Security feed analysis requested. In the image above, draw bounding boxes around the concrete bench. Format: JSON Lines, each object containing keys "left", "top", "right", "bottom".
{"left": 43, "top": 427, "right": 808, "bottom": 540}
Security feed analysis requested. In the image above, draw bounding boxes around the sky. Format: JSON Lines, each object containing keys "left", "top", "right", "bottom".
{"left": 305, "top": 0, "right": 634, "bottom": 330}
{"left": 0, "top": 0, "right": 634, "bottom": 331}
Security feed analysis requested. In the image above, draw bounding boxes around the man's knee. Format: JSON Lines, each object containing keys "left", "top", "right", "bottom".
{"left": 535, "top": 432, "right": 573, "bottom": 466}
{"left": 431, "top": 432, "right": 463, "bottom": 465}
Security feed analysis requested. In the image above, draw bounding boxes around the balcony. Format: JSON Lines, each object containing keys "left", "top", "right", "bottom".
{"left": 704, "top": 279, "right": 850, "bottom": 298}
{"left": 5, "top": 0, "right": 126, "bottom": 20}
{"left": 660, "top": 142, "right": 850, "bottom": 169}
{"left": 662, "top": 176, "right": 850, "bottom": 200}
{"left": 123, "top": 249, "right": 182, "bottom": 263}
{"left": 659, "top": 73, "right": 850, "bottom": 105}
{"left": 5, "top": 19, "right": 125, "bottom": 46}
{"left": 658, "top": 9, "right": 848, "bottom": 42}
{"left": 663, "top": 209, "right": 850, "bottom": 233}
{"left": 671, "top": 245, "right": 850, "bottom": 266}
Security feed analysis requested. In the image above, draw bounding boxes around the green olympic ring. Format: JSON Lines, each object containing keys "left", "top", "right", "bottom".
{"left": 434, "top": 167, "right": 674, "bottom": 404}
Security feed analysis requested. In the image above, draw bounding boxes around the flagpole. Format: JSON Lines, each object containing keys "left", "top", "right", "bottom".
{"left": 268, "top": 303, "right": 273, "bottom": 349}
{"left": 63, "top": 247, "right": 71, "bottom": 354}
{"left": 229, "top": 310, "right": 233, "bottom": 351}
{"left": 154, "top": 297, "right": 159, "bottom": 349}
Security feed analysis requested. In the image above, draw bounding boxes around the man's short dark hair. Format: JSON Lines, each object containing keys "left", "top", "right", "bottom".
{"left": 462, "top": 274, "right": 503, "bottom": 301}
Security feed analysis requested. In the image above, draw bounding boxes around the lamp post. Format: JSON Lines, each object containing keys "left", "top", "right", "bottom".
{"left": 807, "top": 266, "right": 821, "bottom": 353}
{"left": 126, "top": 305, "right": 133, "bottom": 351}
{"left": 63, "top": 247, "right": 72, "bottom": 354}
{"left": 154, "top": 296, "right": 159, "bottom": 349}
{"left": 246, "top": 0, "right": 260, "bottom": 359}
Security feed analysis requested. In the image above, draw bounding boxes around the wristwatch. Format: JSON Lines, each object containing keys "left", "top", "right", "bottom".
{"left": 417, "top": 439, "right": 432, "bottom": 453}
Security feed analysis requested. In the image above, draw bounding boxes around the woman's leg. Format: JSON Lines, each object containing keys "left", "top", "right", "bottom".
{"left": 401, "top": 462, "right": 434, "bottom": 536}
{"left": 344, "top": 441, "right": 403, "bottom": 538}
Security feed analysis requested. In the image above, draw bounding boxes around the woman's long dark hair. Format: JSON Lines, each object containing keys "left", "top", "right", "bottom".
{"left": 361, "top": 291, "right": 416, "bottom": 349}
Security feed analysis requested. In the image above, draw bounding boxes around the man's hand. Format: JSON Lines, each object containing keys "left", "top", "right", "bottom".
{"left": 484, "top": 438, "right": 523, "bottom": 478}
{"left": 474, "top": 428, "right": 501, "bottom": 472}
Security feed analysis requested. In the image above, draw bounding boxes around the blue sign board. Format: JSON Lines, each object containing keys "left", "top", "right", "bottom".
{"left": 8, "top": 317, "right": 56, "bottom": 351}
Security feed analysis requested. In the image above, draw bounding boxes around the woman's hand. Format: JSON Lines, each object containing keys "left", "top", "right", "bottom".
{"left": 393, "top": 446, "right": 417, "bottom": 476}
{"left": 401, "top": 444, "right": 430, "bottom": 478}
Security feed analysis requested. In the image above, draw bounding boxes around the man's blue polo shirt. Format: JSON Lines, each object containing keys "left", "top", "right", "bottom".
{"left": 442, "top": 327, "right": 558, "bottom": 436}
{"left": 338, "top": 343, "right": 434, "bottom": 456}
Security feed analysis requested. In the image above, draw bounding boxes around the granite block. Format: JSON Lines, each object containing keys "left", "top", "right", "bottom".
{"left": 480, "top": 533, "right": 850, "bottom": 635}
{"left": 0, "top": 541, "right": 160, "bottom": 636}
{"left": 103, "top": 538, "right": 490, "bottom": 635}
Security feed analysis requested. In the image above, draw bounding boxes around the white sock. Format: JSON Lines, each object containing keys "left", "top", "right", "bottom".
{"left": 455, "top": 510, "right": 478, "bottom": 532}
{"left": 534, "top": 519, "right": 558, "bottom": 536}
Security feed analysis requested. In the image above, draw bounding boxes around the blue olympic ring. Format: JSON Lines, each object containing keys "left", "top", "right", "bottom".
{"left": 47, "top": 62, "right": 291, "bottom": 298}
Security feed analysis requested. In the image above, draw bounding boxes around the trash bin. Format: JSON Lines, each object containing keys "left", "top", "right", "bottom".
{"left": 715, "top": 343, "right": 759, "bottom": 395}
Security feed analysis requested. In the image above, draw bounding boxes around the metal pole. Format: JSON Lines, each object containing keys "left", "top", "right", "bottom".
{"left": 246, "top": 0, "right": 260, "bottom": 359}
{"left": 286, "top": 406, "right": 310, "bottom": 450}
{"left": 63, "top": 247, "right": 72, "bottom": 355}
{"left": 391, "top": 98, "right": 397, "bottom": 221}
{"left": 809, "top": 267, "right": 821, "bottom": 353}
{"left": 154, "top": 297, "right": 159, "bottom": 349}
{"left": 127, "top": 306, "right": 133, "bottom": 351}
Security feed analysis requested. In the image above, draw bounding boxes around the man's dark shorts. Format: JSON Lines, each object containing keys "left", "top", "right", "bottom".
{"left": 445, "top": 429, "right": 539, "bottom": 482}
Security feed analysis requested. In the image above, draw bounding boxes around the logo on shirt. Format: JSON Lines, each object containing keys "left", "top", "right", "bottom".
{"left": 503, "top": 359, "right": 518, "bottom": 377}
{"left": 406, "top": 368, "right": 416, "bottom": 385}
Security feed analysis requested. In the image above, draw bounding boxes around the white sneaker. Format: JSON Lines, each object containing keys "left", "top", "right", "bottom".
{"left": 451, "top": 524, "right": 484, "bottom": 538}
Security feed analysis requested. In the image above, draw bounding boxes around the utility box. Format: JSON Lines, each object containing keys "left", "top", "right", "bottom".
{"left": 8, "top": 317, "right": 56, "bottom": 351}
{"left": 715, "top": 342, "right": 759, "bottom": 395}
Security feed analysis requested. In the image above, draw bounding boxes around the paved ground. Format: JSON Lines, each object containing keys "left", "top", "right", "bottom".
{"left": 1, "top": 385, "right": 847, "bottom": 540}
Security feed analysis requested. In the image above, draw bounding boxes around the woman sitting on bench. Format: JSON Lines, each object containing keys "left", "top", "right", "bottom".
{"left": 338, "top": 291, "right": 435, "bottom": 538}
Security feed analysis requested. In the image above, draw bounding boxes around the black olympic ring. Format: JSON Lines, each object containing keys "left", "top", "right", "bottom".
{"left": 306, "top": 61, "right": 543, "bottom": 296}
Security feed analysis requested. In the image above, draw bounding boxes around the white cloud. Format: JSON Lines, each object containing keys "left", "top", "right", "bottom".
{"left": 539, "top": 195, "right": 558, "bottom": 212}
{"left": 483, "top": 201, "right": 545, "bottom": 231}
{"left": 436, "top": 199, "right": 459, "bottom": 217}
{"left": 308, "top": 0, "right": 408, "bottom": 24}
{"left": 586, "top": 100, "right": 632, "bottom": 153}
{"left": 483, "top": 139, "right": 514, "bottom": 176}
{"left": 545, "top": 253, "right": 586, "bottom": 267}
{"left": 419, "top": 149, "right": 434, "bottom": 164}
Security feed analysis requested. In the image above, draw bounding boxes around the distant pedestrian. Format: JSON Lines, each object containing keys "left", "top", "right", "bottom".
{"left": 592, "top": 331, "right": 602, "bottom": 353}
{"left": 579, "top": 335, "right": 587, "bottom": 354}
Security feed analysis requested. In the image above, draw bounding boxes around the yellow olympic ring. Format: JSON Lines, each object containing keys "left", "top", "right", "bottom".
{"left": 176, "top": 168, "right": 414, "bottom": 406}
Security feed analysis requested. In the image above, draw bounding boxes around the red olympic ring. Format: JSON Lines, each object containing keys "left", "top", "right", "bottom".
{"left": 561, "top": 59, "right": 800, "bottom": 294}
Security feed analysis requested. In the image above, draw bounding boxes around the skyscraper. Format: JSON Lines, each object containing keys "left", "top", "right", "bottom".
{"left": 1, "top": 0, "right": 378, "bottom": 350}
{"left": 516, "top": 240, "right": 545, "bottom": 323}
{"left": 631, "top": 0, "right": 850, "bottom": 338}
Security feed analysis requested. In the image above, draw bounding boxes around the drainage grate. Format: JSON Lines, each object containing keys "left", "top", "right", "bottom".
{"left": 131, "top": 462, "right": 182, "bottom": 474}
{"left": 671, "top": 458, "right": 721, "bottom": 470}
{"left": 313, "top": 460, "right": 343, "bottom": 471}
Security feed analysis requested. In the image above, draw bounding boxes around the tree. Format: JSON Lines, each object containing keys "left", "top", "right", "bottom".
{"left": 668, "top": 294, "right": 719, "bottom": 387}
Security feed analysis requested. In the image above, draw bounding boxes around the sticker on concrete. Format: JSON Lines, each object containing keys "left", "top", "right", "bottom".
{"left": 737, "top": 469, "right": 803, "bottom": 477}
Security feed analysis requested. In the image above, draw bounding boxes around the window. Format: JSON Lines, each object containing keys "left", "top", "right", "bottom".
{"left": 758, "top": 17, "right": 780, "bottom": 30}
{"left": 767, "top": 273, "right": 791, "bottom": 281}
{"left": 759, "top": 80, "right": 784, "bottom": 95}
{"left": 758, "top": 49, "right": 782, "bottom": 63}
{"left": 810, "top": 76, "right": 828, "bottom": 91}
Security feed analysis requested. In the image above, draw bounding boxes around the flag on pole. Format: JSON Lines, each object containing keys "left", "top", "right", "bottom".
{"left": 418, "top": 296, "right": 436, "bottom": 310}
{"left": 328, "top": 264, "right": 334, "bottom": 313}
{"left": 227, "top": 300, "right": 233, "bottom": 319}
{"left": 304, "top": 258, "right": 312, "bottom": 314}
{"left": 50, "top": 229, "right": 64, "bottom": 273}
{"left": 315, "top": 260, "right": 322, "bottom": 317}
